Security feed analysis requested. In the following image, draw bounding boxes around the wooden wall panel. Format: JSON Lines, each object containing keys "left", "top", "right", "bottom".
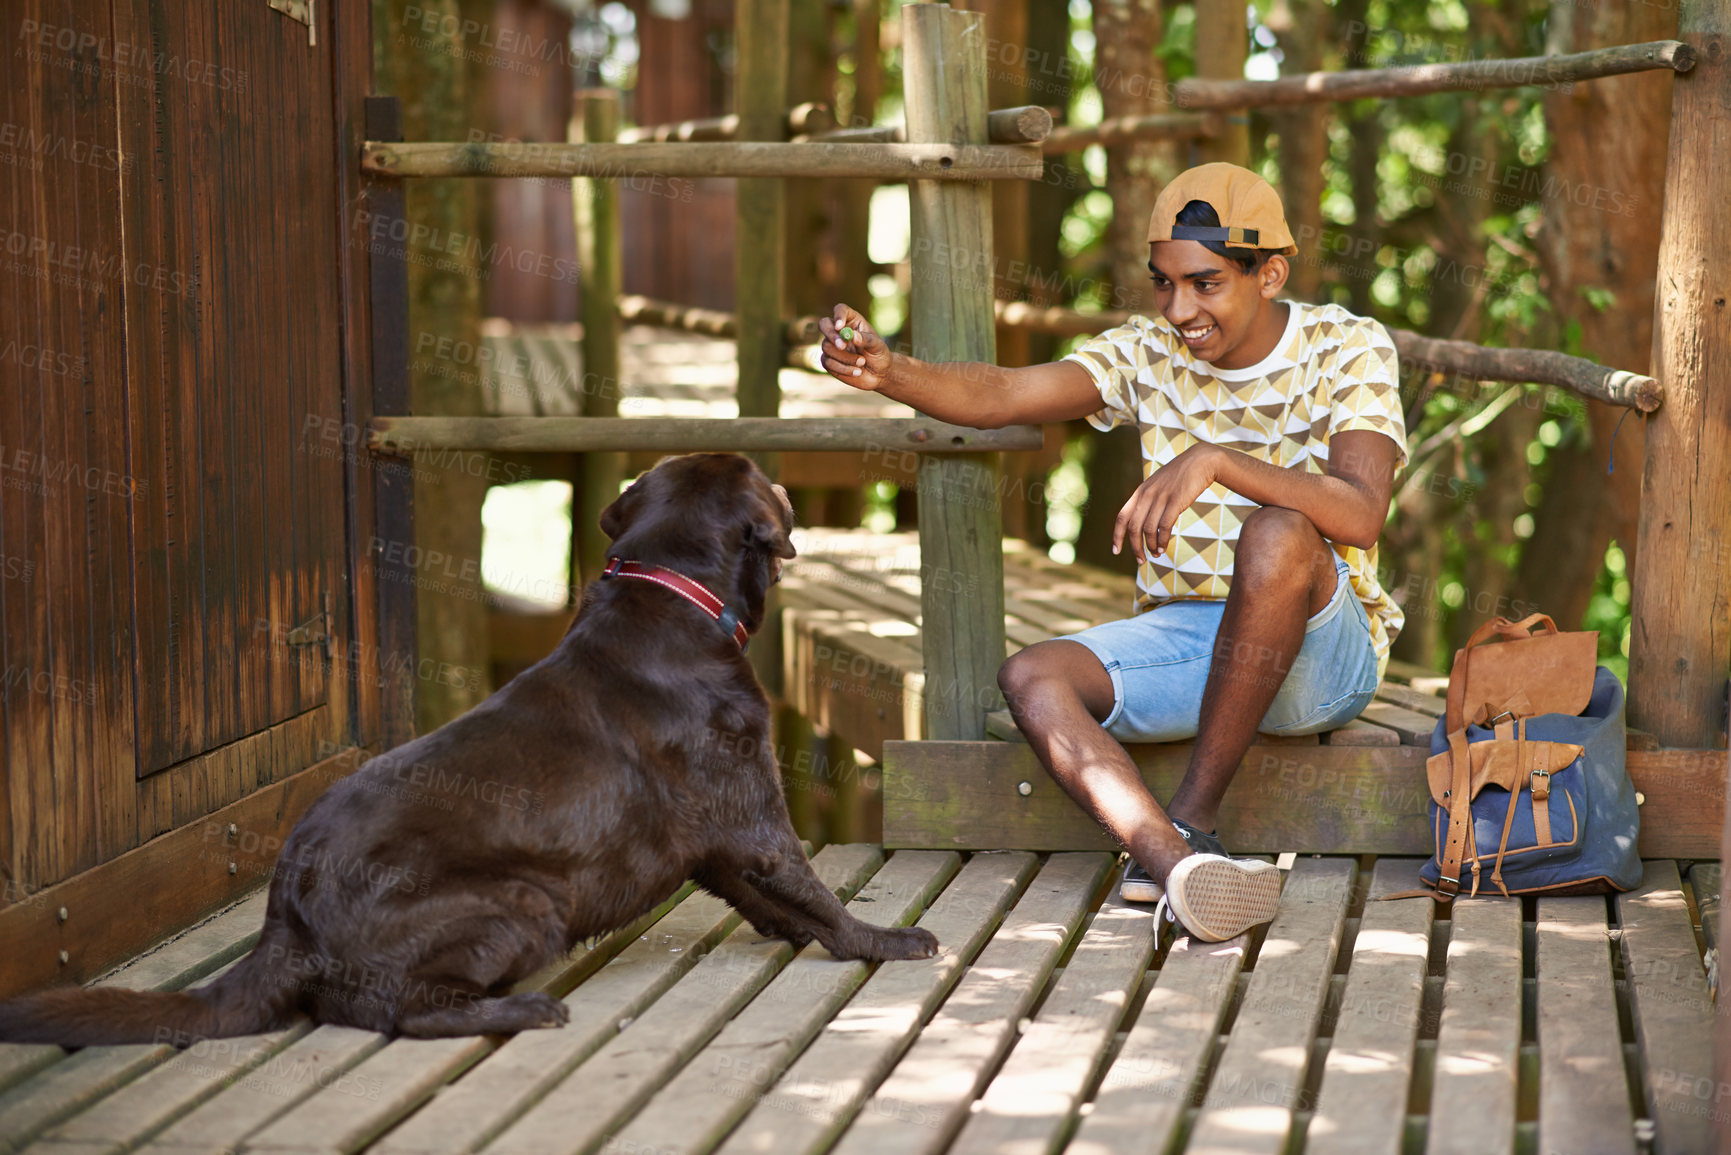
{"left": 0, "top": 0, "right": 140, "bottom": 896}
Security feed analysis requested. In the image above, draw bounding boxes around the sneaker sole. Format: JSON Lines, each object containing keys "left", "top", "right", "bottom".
{"left": 1166, "top": 858, "right": 1282, "bottom": 942}
{"left": 1120, "top": 878, "right": 1164, "bottom": 904}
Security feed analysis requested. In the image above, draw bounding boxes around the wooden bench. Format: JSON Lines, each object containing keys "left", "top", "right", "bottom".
{"left": 773, "top": 528, "right": 1448, "bottom": 759}
{"left": 767, "top": 530, "right": 1722, "bottom": 863}
{"left": 1, "top": 847, "right": 1717, "bottom": 1155}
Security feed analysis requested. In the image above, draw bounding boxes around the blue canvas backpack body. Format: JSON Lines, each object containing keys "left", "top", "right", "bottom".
{"left": 1417, "top": 614, "right": 1641, "bottom": 899}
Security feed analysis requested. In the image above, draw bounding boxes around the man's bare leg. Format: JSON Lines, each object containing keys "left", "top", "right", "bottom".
{"left": 997, "top": 641, "right": 1194, "bottom": 883}
{"left": 1164, "top": 506, "right": 1343, "bottom": 834}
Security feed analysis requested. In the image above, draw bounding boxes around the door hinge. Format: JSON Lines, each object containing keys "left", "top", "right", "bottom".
{"left": 285, "top": 593, "right": 334, "bottom": 659}
{"left": 266, "top": 0, "right": 316, "bottom": 47}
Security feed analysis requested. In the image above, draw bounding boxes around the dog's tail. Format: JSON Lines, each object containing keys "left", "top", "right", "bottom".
{"left": 0, "top": 930, "right": 301, "bottom": 1047}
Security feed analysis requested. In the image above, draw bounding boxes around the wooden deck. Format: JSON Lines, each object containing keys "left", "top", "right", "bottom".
{"left": 1, "top": 848, "right": 1718, "bottom": 1155}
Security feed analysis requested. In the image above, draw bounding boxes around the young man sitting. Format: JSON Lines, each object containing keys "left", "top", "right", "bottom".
{"left": 817, "top": 163, "right": 1407, "bottom": 942}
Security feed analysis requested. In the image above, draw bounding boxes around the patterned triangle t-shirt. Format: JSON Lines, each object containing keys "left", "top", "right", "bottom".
{"left": 1062, "top": 300, "right": 1408, "bottom": 679}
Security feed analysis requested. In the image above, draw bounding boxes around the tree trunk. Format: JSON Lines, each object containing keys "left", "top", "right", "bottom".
{"left": 1511, "top": 0, "right": 1675, "bottom": 630}
{"left": 1336, "top": 0, "right": 1379, "bottom": 316}
{"left": 1267, "top": 0, "right": 1327, "bottom": 303}
{"left": 1076, "top": 0, "right": 1171, "bottom": 574}
{"left": 375, "top": 0, "right": 492, "bottom": 731}
{"left": 784, "top": 1, "right": 836, "bottom": 318}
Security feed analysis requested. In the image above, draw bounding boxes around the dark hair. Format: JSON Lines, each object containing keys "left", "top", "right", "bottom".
{"left": 1173, "top": 200, "right": 1285, "bottom": 275}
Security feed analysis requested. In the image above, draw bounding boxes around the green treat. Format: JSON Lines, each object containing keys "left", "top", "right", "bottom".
{"left": 839, "top": 325, "right": 856, "bottom": 342}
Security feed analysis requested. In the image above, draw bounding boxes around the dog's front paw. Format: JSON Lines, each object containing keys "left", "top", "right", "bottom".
{"left": 871, "top": 926, "right": 939, "bottom": 961}
{"left": 516, "top": 991, "right": 571, "bottom": 1029}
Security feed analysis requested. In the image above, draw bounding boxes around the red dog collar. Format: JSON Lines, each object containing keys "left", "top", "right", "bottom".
{"left": 601, "top": 558, "right": 749, "bottom": 651}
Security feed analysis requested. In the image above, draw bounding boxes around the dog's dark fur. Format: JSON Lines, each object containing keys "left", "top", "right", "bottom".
{"left": 0, "top": 454, "right": 936, "bottom": 1046}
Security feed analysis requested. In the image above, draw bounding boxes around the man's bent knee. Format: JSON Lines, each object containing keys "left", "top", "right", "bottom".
{"left": 997, "top": 641, "right": 1115, "bottom": 723}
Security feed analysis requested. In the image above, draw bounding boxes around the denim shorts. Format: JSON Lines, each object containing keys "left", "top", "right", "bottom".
{"left": 1058, "top": 558, "right": 1380, "bottom": 743}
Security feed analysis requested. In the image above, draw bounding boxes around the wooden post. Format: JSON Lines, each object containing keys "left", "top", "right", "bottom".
{"left": 903, "top": 3, "right": 1007, "bottom": 740}
{"left": 1193, "top": 1, "right": 1249, "bottom": 165}
{"left": 735, "top": 0, "right": 788, "bottom": 476}
{"left": 363, "top": 96, "right": 418, "bottom": 749}
{"left": 573, "top": 89, "right": 624, "bottom": 590}
{"left": 1628, "top": 0, "right": 1731, "bottom": 754}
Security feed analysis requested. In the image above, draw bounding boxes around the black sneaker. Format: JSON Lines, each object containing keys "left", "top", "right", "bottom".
{"left": 1119, "top": 819, "right": 1228, "bottom": 903}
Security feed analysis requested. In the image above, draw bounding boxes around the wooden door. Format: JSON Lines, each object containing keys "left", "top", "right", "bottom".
{"left": 0, "top": 0, "right": 358, "bottom": 894}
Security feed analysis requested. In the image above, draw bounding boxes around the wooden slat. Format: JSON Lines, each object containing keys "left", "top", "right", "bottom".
{"left": 1321, "top": 718, "right": 1402, "bottom": 746}
{"left": 208, "top": 885, "right": 698, "bottom": 1155}
{"left": 0, "top": 889, "right": 269, "bottom": 1150}
{"left": 1692, "top": 863, "right": 1721, "bottom": 957}
{"left": 85, "top": 888, "right": 270, "bottom": 994}
{"left": 1184, "top": 857, "right": 1355, "bottom": 1155}
{"left": 1426, "top": 897, "right": 1522, "bottom": 1155}
{"left": 368, "top": 888, "right": 753, "bottom": 1155}
{"left": 711, "top": 851, "right": 1041, "bottom": 1155}
{"left": 483, "top": 845, "right": 888, "bottom": 1155}
{"left": 1536, "top": 897, "right": 1636, "bottom": 1155}
{"left": 880, "top": 741, "right": 1726, "bottom": 859}
{"left": 1073, "top": 928, "right": 1253, "bottom": 1155}
{"left": 360, "top": 140, "right": 1046, "bottom": 181}
{"left": 37, "top": 1023, "right": 314, "bottom": 1151}
{"left": 139, "top": 1026, "right": 388, "bottom": 1154}
{"left": 945, "top": 896, "right": 1158, "bottom": 1155}
{"left": 602, "top": 851, "right": 962, "bottom": 1155}
{"left": 882, "top": 741, "right": 1434, "bottom": 855}
{"left": 369, "top": 417, "right": 1041, "bottom": 454}
{"left": 831, "top": 852, "right": 1114, "bottom": 1155}
{"left": 1372, "top": 683, "right": 1447, "bottom": 718}
{"left": 1617, "top": 861, "right": 1715, "bottom": 1154}
{"left": 1307, "top": 859, "right": 1434, "bottom": 1155}
{"left": 1356, "top": 701, "right": 1437, "bottom": 746}
{"left": 1073, "top": 930, "right": 1250, "bottom": 1153}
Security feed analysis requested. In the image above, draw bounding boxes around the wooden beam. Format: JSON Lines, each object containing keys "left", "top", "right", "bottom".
{"left": 615, "top": 103, "right": 832, "bottom": 144}
{"left": 573, "top": 90, "right": 625, "bottom": 590}
{"left": 359, "top": 141, "right": 1046, "bottom": 181}
{"left": 618, "top": 294, "right": 818, "bottom": 345}
{"left": 1175, "top": 39, "right": 1696, "bottom": 111}
{"left": 362, "top": 96, "right": 418, "bottom": 749}
{"left": 989, "top": 300, "right": 1663, "bottom": 410}
{"left": 1042, "top": 112, "right": 1222, "bottom": 153}
{"left": 903, "top": 4, "right": 1008, "bottom": 741}
{"left": 1629, "top": 8, "right": 1731, "bottom": 751}
{"left": 880, "top": 741, "right": 1727, "bottom": 859}
{"left": 0, "top": 746, "right": 367, "bottom": 1000}
{"left": 367, "top": 417, "right": 1043, "bottom": 454}
{"left": 793, "top": 105, "right": 1054, "bottom": 145}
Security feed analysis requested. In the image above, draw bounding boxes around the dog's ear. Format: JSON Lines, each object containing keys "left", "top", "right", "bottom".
{"left": 746, "top": 516, "right": 797, "bottom": 560}
{"left": 598, "top": 483, "right": 639, "bottom": 541}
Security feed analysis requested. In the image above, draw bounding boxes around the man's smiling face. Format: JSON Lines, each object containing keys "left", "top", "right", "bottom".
{"left": 1148, "top": 239, "right": 1288, "bottom": 371}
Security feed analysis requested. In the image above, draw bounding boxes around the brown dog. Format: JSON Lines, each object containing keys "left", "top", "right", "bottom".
{"left": 0, "top": 453, "right": 937, "bottom": 1045}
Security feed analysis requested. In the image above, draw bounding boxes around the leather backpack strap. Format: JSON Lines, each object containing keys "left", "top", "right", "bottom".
{"left": 1435, "top": 728, "right": 1475, "bottom": 900}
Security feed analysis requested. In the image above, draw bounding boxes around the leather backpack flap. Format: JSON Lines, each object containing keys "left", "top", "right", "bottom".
{"left": 1425, "top": 738, "right": 1585, "bottom": 806}
{"left": 1457, "top": 624, "right": 1598, "bottom": 727}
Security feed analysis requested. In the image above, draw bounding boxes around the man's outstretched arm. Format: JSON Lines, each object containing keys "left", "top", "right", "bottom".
{"left": 816, "top": 304, "right": 1104, "bottom": 429}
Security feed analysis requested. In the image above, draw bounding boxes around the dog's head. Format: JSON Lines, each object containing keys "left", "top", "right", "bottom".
{"left": 599, "top": 454, "right": 797, "bottom": 634}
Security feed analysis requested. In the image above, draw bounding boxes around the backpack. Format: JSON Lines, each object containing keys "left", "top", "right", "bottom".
{"left": 1416, "top": 614, "right": 1641, "bottom": 899}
